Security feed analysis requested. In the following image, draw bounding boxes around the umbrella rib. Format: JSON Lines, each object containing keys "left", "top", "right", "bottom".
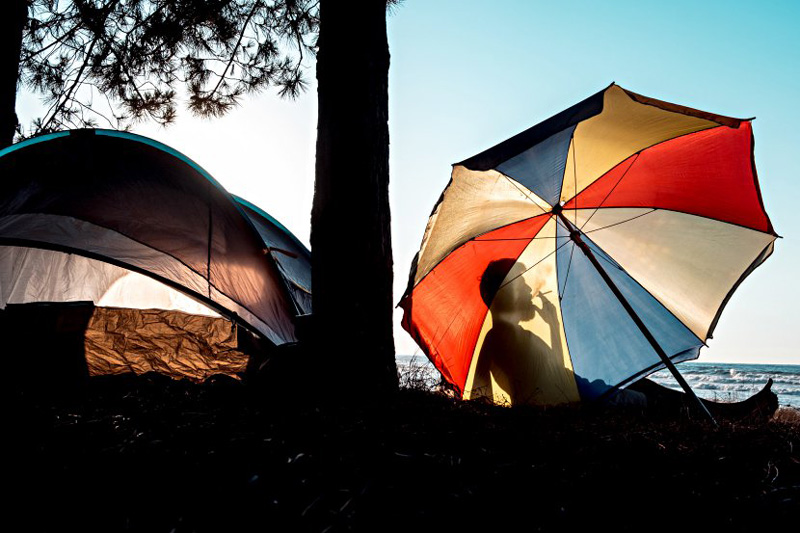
{"left": 474, "top": 237, "right": 554, "bottom": 241}
{"left": 498, "top": 238, "right": 572, "bottom": 291}
{"left": 562, "top": 125, "right": 727, "bottom": 212}
{"left": 432, "top": 309, "right": 463, "bottom": 352}
{"left": 559, "top": 243, "right": 577, "bottom": 302}
{"left": 578, "top": 228, "right": 705, "bottom": 346}
{"left": 575, "top": 205, "right": 776, "bottom": 238}
{"left": 572, "top": 133, "right": 578, "bottom": 226}
{"left": 590, "top": 243, "right": 626, "bottom": 272}
{"left": 578, "top": 153, "right": 641, "bottom": 231}
{"left": 409, "top": 213, "right": 557, "bottom": 293}
{"left": 557, "top": 212, "right": 715, "bottom": 424}
{"left": 501, "top": 175, "right": 550, "bottom": 213}
{"left": 475, "top": 232, "right": 563, "bottom": 241}
{"left": 583, "top": 205, "right": 778, "bottom": 237}
{"left": 580, "top": 208, "right": 657, "bottom": 235}
{"left": 553, "top": 214, "right": 587, "bottom": 296}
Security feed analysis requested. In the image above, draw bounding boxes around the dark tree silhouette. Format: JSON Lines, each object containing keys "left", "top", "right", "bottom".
{"left": 11, "top": 0, "right": 315, "bottom": 141}
{"left": 312, "top": 0, "right": 397, "bottom": 398}
{"left": 3, "top": 0, "right": 398, "bottom": 396}
{"left": 0, "top": 0, "right": 27, "bottom": 147}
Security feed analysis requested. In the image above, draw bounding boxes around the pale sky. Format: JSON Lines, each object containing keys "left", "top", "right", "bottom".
{"left": 17, "top": 0, "right": 800, "bottom": 364}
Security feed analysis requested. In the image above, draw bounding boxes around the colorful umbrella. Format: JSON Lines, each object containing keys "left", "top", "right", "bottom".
{"left": 400, "top": 84, "right": 777, "bottom": 407}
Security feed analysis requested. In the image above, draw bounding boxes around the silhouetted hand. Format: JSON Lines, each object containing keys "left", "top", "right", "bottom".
{"left": 536, "top": 292, "right": 558, "bottom": 326}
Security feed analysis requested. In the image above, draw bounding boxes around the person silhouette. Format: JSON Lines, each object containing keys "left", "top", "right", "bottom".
{"left": 471, "top": 258, "right": 577, "bottom": 405}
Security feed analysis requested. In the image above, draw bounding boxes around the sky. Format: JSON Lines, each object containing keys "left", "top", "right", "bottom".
{"left": 17, "top": 0, "right": 800, "bottom": 364}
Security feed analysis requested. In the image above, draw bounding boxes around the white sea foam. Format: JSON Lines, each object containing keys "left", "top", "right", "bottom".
{"left": 397, "top": 356, "right": 800, "bottom": 408}
{"left": 649, "top": 363, "right": 800, "bottom": 407}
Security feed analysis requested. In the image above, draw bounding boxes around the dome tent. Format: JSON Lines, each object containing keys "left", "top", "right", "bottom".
{"left": 0, "top": 129, "right": 310, "bottom": 383}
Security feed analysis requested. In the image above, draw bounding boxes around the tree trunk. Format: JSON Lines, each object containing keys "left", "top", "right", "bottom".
{"left": 0, "top": 0, "right": 27, "bottom": 148}
{"left": 311, "top": 0, "right": 398, "bottom": 399}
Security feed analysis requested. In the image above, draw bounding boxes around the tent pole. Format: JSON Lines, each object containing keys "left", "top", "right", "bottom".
{"left": 556, "top": 212, "right": 717, "bottom": 426}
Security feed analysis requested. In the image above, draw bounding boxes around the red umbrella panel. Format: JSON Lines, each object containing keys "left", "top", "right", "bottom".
{"left": 400, "top": 84, "right": 777, "bottom": 406}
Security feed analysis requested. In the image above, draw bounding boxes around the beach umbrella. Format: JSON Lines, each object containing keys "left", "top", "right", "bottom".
{"left": 399, "top": 84, "right": 777, "bottom": 413}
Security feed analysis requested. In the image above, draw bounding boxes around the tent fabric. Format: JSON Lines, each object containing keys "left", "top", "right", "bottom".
{"left": 0, "top": 129, "right": 311, "bottom": 381}
{"left": 401, "top": 83, "right": 776, "bottom": 406}
{"left": 235, "top": 196, "right": 312, "bottom": 316}
{"left": 0, "top": 246, "right": 219, "bottom": 317}
{"left": 85, "top": 307, "right": 247, "bottom": 381}
{"left": 0, "top": 129, "right": 310, "bottom": 344}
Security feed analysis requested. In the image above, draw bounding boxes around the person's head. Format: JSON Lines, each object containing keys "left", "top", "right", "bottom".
{"left": 480, "top": 259, "right": 535, "bottom": 318}
{"left": 480, "top": 259, "right": 516, "bottom": 307}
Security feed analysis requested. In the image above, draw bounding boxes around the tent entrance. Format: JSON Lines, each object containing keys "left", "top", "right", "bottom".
{"left": 0, "top": 246, "right": 256, "bottom": 383}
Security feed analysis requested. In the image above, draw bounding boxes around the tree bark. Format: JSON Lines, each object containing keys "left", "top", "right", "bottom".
{"left": 0, "top": 0, "right": 27, "bottom": 148}
{"left": 311, "top": 0, "right": 398, "bottom": 399}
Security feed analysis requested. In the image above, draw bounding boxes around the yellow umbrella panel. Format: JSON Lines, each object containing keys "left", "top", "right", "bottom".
{"left": 400, "top": 84, "right": 776, "bottom": 406}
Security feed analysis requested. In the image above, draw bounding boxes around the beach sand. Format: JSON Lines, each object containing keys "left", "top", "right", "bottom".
{"left": 8, "top": 372, "right": 799, "bottom": 532}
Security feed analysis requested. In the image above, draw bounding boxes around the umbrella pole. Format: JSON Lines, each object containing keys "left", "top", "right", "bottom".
{"left": 556, "top": 212, "right": 717, "bottom": 426}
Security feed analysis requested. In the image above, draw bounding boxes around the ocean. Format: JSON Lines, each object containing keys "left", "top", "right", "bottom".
{"left": 396, "top": 355, "right": 800, "bottom": 408}
{"left": 649, "top": 362, "right": 800, "bottom": 409}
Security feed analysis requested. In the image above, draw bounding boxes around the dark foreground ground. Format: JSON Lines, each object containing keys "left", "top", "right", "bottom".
{"left": 9, "top": 373, "right": 800, "bottom": 532}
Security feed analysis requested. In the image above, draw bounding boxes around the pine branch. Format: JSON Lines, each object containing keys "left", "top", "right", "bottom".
{"left": 39, "top": 32, "right": 99, "bottom": 131}
{"left": 207, "top": 1, "right": 261, "bottom": 102}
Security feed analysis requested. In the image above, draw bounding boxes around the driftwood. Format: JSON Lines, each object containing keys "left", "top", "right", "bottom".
{"left": 628, "top": 378, "right": 779, "bottom": 423}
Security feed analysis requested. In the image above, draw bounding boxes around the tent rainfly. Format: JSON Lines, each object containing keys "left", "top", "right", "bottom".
{"left": 0, "top": 129, "right": 310, "bottom": 383}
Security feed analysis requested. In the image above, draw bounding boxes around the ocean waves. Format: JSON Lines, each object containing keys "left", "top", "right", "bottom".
{"left": 397, "top": 356, "right": 800, "bottom": 408}
{"left": 647, "top": 363, "right": 800, "bottom": 407}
